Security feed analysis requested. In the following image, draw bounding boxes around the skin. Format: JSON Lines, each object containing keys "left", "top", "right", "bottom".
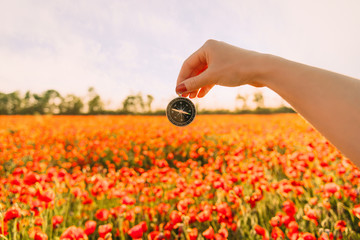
{"left": 176, "top": 39, "right": 360, "bottom": 165}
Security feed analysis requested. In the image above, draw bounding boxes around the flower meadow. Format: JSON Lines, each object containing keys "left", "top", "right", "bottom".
{"left": 0, "top": 115, "right": 359, "bottom": 240}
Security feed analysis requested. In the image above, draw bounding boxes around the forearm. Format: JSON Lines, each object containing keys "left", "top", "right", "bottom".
{"left": 257, "top": 54, "right": 360, "bottom": 164}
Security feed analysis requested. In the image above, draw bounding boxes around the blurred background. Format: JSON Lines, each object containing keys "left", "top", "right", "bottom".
{"left": 1, "top": 0, "right": 360, "bottom": 114}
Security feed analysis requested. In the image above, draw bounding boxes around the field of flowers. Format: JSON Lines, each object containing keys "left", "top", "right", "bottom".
{"left": 0, "top": 115, "right": 359, "bottom": 240}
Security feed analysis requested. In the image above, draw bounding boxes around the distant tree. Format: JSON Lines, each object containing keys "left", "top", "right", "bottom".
{"left": 59, "top": 94, "right": 84, "bottom": 114}
{"left": 42, "top": 90, "right": 62, "bottom": 114}
{"left": 236, "top": 94, "right": 249, "bottom": 110}
{"left": 146, "top": 94, "right": 154, "bottom": 113}
{"left": 87, "top": 87, "right": 104, "bottom": 114}
{"left": 253, "top": 92, "right": 264, "bottom": 108}
{"left": 122, "top": 93, "right": 146, "bottom": 113}
{"left": 0, "top": 91, "right": 21, "bottom": 114}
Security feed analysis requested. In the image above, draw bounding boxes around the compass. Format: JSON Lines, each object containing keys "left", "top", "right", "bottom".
{"left": 166, "top": 97, "right": 196, "bottom": 127}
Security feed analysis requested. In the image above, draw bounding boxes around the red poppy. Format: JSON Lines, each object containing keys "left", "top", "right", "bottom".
{"left": 95, "top": 209, "right": 110, "bottom": 221}
{"left": 35, "top": 217, "right": 43, "bottom": 226}
{"left": 218, "top": 227, "right": 228, "bottom": 239}
{"left": 282, "top": 200, "right": 297, "bottom": 217}
{"left": 147, "top": 231, "right": 161, "bottom": 240}
{"left": 335, "top": 220, "right": 346, "bottom": 232}
{"left": 84, "top": 220, "right": 96, "bottom": 235}
{"left": 189, "top": 228, "right": 198, "bottom": 240}
{"left": 233, "top": 185, "right": 243, "bottom": 197}
{"left": 301, "top": 232, "right": 316, "bottom": 240}
{"left": 324, "top": 182, "right": 340, "bottom": 194}
{"left": 319, "top": 232, "right": 334, "bottom": 240}
{"left": 304, "top": 207, "right": 319, "bottom": 226}
{"left": 34, "top": 231, "right": 48, "bottom": 240}
{"left": 98, "top": 224, "right": 112, "bottom": 238}
{"left": 271, "top": 227, "right": 284, "bottom": 240}
{"left": 203, "top": 226, "right": 214, "bottom": 239}
{"left": 128, "top": 222, "right": 147, "bottom": 239}
{"left": 52, "top": 215, "right": 64, "bottom": 228}
{"left": 24, "top": 172, "right": 40, "bottom": 185}
{"left": 169, "top": 210, "right": 182, "bottom": 225}
{"left": 39, "top": 189, "right": 55, "bottom": 203}
{"left": 197, "top": 210, "right": 212, "bottom": 222}
{"left": 352, "top": 204, "right": 360, "bottom": 218}
{"left": 269, "top": 215, "right": 281, "bottom": 227}
{"left": 122, "top": 195, "right": 136, "bottom": 205}
{"left": 4, "top": 206, "right": 21, "bottom": 221}
{"left": 254, "top": 225, "right": 266, "bottom": 236}
{"left": 60, "top": 226, "right": 88, "bottom": 240}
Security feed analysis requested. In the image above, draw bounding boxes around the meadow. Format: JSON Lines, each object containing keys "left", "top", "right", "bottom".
{"left": 0, "top": 115, "right": 359, "bottom": 240}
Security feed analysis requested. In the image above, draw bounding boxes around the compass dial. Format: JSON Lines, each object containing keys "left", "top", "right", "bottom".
{"left": 166, "top": 97, "right": 196, "bottom": 127}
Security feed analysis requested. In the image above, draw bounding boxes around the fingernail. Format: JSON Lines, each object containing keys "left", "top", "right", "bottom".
{"left": 176, "top": 83, "right": 187, "bottom": 94}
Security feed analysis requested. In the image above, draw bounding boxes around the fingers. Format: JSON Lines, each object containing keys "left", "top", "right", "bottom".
{"left": 189, "top": 90, "right": 198, "bottom": 99}
{"left": 176, "top": 69, "right": 215, "bottom": 95}
{"left": 176, "top": 46, "right": 207, "bottom": 86}
{"left": 197, "top": 84, "right": 214, "bottom": 98}
{"left": 176, "top": 41, "right": 215, "bottom": 98}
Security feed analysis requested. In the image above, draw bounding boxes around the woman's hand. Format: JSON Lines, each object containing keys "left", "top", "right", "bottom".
{"left": 176, "top": 39, "right": 360, "bottom": 163}
{"left": 176, "top": 39, "right": 265, "bottom": 98}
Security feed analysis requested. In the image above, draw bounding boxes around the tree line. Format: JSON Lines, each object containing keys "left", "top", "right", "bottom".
{"left": 0, "top": 88, "right": 295, "bottom": 115}
{"left": 0, "top": 87, "right": 156, "bottom": 115}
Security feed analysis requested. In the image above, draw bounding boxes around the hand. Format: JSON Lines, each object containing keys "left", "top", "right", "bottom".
{"left": 176, "top": 39, "right": 265, "bottom": 98}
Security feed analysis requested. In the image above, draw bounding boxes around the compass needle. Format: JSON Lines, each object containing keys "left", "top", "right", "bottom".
{"left": 166, "top": 97, "right": 196, "bottom": 127}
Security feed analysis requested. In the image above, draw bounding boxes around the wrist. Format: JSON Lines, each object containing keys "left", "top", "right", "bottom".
{"left": 249, "top": 53, "right": 279, "bottom": 88}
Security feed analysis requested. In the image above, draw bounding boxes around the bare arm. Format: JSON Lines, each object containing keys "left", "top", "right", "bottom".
{"left": 260, "top": 55, "right": 360, "bottom": 163}
{"left": 176, "top": 40, "right": 360, "bottom": 164}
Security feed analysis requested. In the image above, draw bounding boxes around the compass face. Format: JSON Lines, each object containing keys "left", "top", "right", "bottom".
{"left": 166, "top": 97, "right": 196, "bottom": 127}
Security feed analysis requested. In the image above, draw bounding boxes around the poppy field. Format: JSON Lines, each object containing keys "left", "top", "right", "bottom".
{"left": 0, "top": 115, "right": 359, "bottom": 240}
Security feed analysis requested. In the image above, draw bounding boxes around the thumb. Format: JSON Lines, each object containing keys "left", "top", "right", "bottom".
{"left": 176, "top": 71, "right": 212, "bottom": 94}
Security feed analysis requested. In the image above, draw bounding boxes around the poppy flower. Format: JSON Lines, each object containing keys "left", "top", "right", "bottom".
{"left": 271, "top": 227, "right": 284, "bottom": 240}
{"left": 233, "top": 185, "right": 243, "bottom": 197}
{"left": 324, "top": 182, "right": 340, "bottom": 194}
{"left": 34, "top": 231, "right": 48, "bottom": 240}
{"left": 197, "top": 210, "right": 212, "bottom": 222}
{"left": 84, "top": 220, "right": 96, "bottom": 235}
{"left": 169, "top": 210, "right": 182, "bottom": 225}
{"left": 4, "top": 206, "right": 21, "bottom": 221}
{"left": 335, "top": 220, "right": 346, "bottom": 232}
{"left": 254, "top": 225, "right": 266, "bottom": 236}
{"left": 218, "top": 226, "right": 228, "bottom": 239}
{"left": 304, "top": 207, "right": 319, "bottom": 226}
{"left": 39, "top": 189, "right": 55, "bottom": 203}
{"left": 147, "top": 231, "right": 161, "bottom": 240}
{"left": 301, "top": 232, "right": 316, "bottom": 240}
{"left": 24, "top": 172, "right": 40, "bottom": 185}
{"left": 352, "top": 204, "right": 360, "bottom": 218}
{"left": 189, "top": 228, "right": 198, "bottom": 240}
{"left": 95, "top": 209, "right": 110, "bottom": 221}
{"left": 60, "top": 226, "right": 88, "bottom": 240}
{"left": 52, "top": 215, "right": 64, "bottom": 228}
{"left": 128, "top": 222, "right": 147, "bottom": 239}
{"left": 122, "top": 196, "right": 136, "bottom": 205}
{"left": 282, "top": 200, "right": 297, "bottom": 217}
{"left": 269, "top": 215, "right": 281, "bottom": 227}
{"left": 319, "top": 232, "right": 334, "bottom": 240}
{"left": 98, "top": 224, "right": 112, "bottom": 238}
{"left": 35, "top": 217, "right": 43, "bottom": 226}
{"left": 203, "top": 226, "right": 214, "bottom": 239}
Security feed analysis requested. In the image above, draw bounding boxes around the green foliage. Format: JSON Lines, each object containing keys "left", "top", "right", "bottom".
{"left": 0, "top": 88, "right": 295, "bottom": 115}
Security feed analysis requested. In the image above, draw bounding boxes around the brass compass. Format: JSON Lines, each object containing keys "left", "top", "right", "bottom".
{"left": 166, "top": 97, "right": 196, "bottom": 127}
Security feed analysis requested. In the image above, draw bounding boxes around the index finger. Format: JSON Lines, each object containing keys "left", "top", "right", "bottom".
{"left": 176, "top": 46, "right": 208, "bottom": 86}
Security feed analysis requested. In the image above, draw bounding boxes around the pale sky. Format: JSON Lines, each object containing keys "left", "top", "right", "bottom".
{"left": 1, "top": 0, "right": 360, "bottom": 110}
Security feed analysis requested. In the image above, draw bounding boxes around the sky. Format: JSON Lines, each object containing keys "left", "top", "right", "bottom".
{"left": 1, "top": 0, "right": 360, "bottom": 111}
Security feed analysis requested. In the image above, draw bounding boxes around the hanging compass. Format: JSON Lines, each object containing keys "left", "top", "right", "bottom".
{"left": 166, "top": 97, "right": 196, "bottom": 127}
